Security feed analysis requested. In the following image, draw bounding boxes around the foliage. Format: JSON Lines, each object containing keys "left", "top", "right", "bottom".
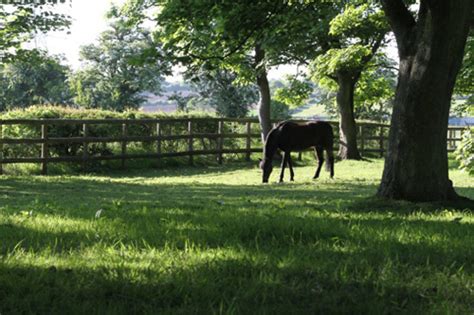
{"left": 69, "top": 9, "right": 169, "bottom": 111}
{"left": 0, "top": 160, "right": 473, "bottom": 313}
{"left": 168, "top": 91, "right": 194, "bottom": 113}
{"left": 0, "top": 106, "right": 219, "bottom": 166}
{"left": 273, "top": 75, "right": 313, "bottom": 109}
{"left": 309, "top": 2, "right": 389, "bottom": 82}
{"left": 189, "top": 69, "right": 258, "bottom": 118}
{"left": 0, "top": 3, "right": 70, "bottom": 62}
{"left": 454, "top": 34, "right": 473, "bottom": 97}
{"left": 0, "top": 49, "right": 72, "bottom": 110}
{"left": 312, "top": 45, "right": 372, "bottom": 81}
{"left": 455, "top": 128, "right": 474, "bottom": 175}
{"left": 353, "top": 62, "right": 396, "bottom": 121}
{"left": 317, "top": 55, "right": 397, "bottom": 121}
{"left": 270, "top": 100, "right": 291, "bottom": 120}
{"left": 453, "top": 34, "right": 474, "bottom": 116}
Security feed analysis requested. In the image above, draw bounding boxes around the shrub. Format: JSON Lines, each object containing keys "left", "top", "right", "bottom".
{"left": 0, "top": 106, "right": 253, "bottom": 171}
{"left": 455, "top": 127, "right": 474, "bottom": 175}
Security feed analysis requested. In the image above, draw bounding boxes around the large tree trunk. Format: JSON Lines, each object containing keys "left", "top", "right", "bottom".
{"left": 255, "top": 45, "right": 272, "bottom": 142}
{"left": 337, "top": 72, "right": 361, "bottom": 160}
{"left": 378, "top": 0, "right": 473, "bottom": 201}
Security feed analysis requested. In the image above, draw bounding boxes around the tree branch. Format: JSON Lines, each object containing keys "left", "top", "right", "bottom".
{"left": 380, "top": 0, "right": 416, "bottom": 48}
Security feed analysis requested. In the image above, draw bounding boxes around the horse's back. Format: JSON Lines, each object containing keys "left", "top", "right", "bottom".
{"left": 276, "top": 120, "right": 333, "bottom": 151}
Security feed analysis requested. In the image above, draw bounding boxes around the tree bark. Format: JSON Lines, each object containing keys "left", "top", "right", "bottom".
{"left": 336, "top": 72, "right": 362, "bottom": 160}
{"left": 378, "top": 0, "right": 473, "bottom": 201}
{"left": 255, "top": 44, "right": 272, "bottom": 142}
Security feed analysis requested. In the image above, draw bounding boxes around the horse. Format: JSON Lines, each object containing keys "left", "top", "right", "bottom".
{"left": 259, "top": 121, "right": 335, "bottom": 183}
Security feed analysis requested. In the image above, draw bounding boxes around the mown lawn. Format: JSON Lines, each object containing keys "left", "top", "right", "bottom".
{"left": 0, "top": 159, "right": 473, "bottom": 314}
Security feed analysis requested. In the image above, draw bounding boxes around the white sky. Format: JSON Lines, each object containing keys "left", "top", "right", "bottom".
{"left": 34, "top": 0, "right": 397, "bottom": 82}
{"left": 31, "top": 0, "right": 301, "bottom": 82}
{"left": 33, "top": 0, "right": 123, "bottom": 70}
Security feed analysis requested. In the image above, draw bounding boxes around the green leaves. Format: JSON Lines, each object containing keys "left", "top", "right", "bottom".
{"left": 69, "top": 13, "right": 169, "bottom": 111}
{"left": 311, "top": 45, "right": 372, "bottom": 81}
{"left": 329, "top": 3, "right": 388, "bottom": 40}
{"left": 273, "top": 75, "right": 313, "bottom": 109}
{"left": 455, "top": 128, "right": 474, "bottom": 175}
{"left": 0, "top": 49, "right": 72, "bottom": 110}
{"left": 0, "top": 4, "right": 70, "bottom": 63}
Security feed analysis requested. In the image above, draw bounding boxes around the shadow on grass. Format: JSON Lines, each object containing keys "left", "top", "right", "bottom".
{"left": 1, "top": 172, "right": 473, "bottom": 313}
{"left": 1, "top": 256, "right": 442, "bottom": 315}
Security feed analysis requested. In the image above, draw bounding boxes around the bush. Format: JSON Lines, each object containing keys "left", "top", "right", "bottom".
{"left": 455, "top": 128, "right": 474, "bottom": 175}
{"left": 0, "top": 106, "right": 254, "bottom": 172}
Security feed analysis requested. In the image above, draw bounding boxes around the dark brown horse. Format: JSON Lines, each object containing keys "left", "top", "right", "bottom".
{"left": 259, "top": 121, "right": 334, "bottom": 183}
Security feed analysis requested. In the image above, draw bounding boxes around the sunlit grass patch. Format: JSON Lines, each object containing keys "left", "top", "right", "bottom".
{"left": 0, "top": 159, "right": 473, "bottom": 314}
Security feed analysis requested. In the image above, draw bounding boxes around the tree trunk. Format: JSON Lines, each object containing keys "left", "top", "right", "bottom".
{"left": 378, "top": 0, "right": 473, "bottom": 201}
{"left": 255, "top": 45, "right": 272, "bottom": 142}
{"left": 337, "top": 72, "right": 361, "bottom": 160}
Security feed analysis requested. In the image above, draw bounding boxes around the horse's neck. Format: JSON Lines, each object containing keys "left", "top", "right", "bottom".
{"left": 264, "top": 144, "right": 277, "bottom": 160}
{"left": 264, "top": 130, "right": 279, "bottom": 160}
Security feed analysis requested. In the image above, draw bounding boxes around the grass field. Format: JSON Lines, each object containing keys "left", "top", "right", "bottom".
{"left": 0, "top": 159, "right": 473, "bottom": 314}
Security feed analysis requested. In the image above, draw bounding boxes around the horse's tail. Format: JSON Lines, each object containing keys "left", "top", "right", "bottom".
{"left": 325, "top": 148, "right": 334, "bottom": 172}
{"left": 325, "top": 123, "right": 335, "bottom": 176}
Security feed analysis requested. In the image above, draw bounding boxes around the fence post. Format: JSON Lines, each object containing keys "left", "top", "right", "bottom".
{"left": 359, "top": 125, "right": 365, "bottom": 156}
{"left": 246, "top": 121, "right": 251, "bottom": 161}
{"left": 41, "top": 123, "right": 48, "bottom": 175}
{"left": 156, "top": 122, "right": 162, "bottom": 157}
{"left": 448, "top": 129, "right": 454, "bottom": 150}
{"left": 0, "top": 121, "right": 3, "bottom": 175}
{"left": 121, "top": 123, "right": 128, "bottom": 169}
{"left": 217, "top": 120, "right": 223, "bottom": 165}
{"left": 188, "top": 120, "right": 193, "bottom": 166}
{"left": 83, "top": 123, "right": 89, "bottom": 172}
{"left": 379, "top": 126, "right": 384, "bottom": 158}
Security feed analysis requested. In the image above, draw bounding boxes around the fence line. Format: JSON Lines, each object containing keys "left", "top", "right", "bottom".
{"left": 0, "top": 118, "right": 467, "bottom": 175}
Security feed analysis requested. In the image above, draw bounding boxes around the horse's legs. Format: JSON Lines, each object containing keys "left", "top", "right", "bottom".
{"left": 279, "top": 151, "right": 288, "bottom": 182}
{"left": 287, "top": 153, "right": 295, "bottom": 181}
{"left": 313, "top": 146, "right": 324, "bottom": 179}
{"left": 327, "top": 148, "right": 335, "bottom": 178}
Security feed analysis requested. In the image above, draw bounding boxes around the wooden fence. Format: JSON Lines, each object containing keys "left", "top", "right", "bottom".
{"left": 0, "top": 118, "right": 467, "bottom": 175}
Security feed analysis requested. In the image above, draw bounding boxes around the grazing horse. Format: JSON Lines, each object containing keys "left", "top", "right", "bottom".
{"left": 259, "top": 121, "right": 335, "bottom": 183}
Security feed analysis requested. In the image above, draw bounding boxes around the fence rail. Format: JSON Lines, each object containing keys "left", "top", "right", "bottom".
{"left": 0, "top": 118, "right": 467, "bottom": 175}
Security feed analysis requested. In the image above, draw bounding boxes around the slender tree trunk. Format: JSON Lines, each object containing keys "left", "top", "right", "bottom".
{"left": 255, "top": 45, "right": 272, "bottom": 142}
{"left": 378, "top": 0, "right": 473, "bottom": 201}
{"left": 336, "top": 72, "right": 361, "bottom": 160}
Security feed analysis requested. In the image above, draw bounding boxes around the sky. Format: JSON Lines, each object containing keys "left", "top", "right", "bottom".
{"left": 34, "top": 0, "right": 397, "bottom": 82}
{"left": 32, "top": 0, "right": 305, "bottom": 82}
{"left": 33, "top": 0, "right": 123, "bottom": 70}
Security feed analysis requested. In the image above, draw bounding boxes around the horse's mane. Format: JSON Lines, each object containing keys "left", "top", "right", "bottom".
{"left": 263, "top": 124, "right": 282, "bottom": 160}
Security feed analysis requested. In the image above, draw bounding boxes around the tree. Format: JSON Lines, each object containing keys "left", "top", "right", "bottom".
{"left": 122, "top": 0, "right": 339, "bottom": 141}
{"left": 189, "top": 69, "right": 258, "bottom": 118}
{"left": 452, "top": 33, "right": 474, "bottom": 117}
{"left": 377, "top": 0, "right": 473, "bottom": 201}
{"left": 318, "top": 55, "right": 397, "bottom": 122}
{"left": 273, "top": 74, "right": 314, "bottom": 109}
{"left": 0, "top": 49, "right": 72, "bottom": 110}
{"left": 69, "top": 9, "right": 169, "bottom": 111}
{"left": 0, "top": 2, "right": 70, "bottom": 63}
{"left": 310, "top": 3, "right": 390, "bottom": 159}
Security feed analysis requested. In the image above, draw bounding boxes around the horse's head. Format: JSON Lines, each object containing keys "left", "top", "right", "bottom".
{"left": 259, "top": 158, "right": 273, "bottom": 183}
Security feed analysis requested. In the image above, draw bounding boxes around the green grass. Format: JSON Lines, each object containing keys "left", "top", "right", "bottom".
{"left": 0, "top": 159, "right": 473, "bottom": 314}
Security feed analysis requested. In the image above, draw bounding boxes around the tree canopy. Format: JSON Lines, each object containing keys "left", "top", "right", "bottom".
{"left": 0, "top": 49, "right": 71, "bottom": 110}
{"left": 0, "top": 3, "right": 70, "bottom": 63}
{"left": 69, "top": 9, "right": 169, "bottom": 111}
